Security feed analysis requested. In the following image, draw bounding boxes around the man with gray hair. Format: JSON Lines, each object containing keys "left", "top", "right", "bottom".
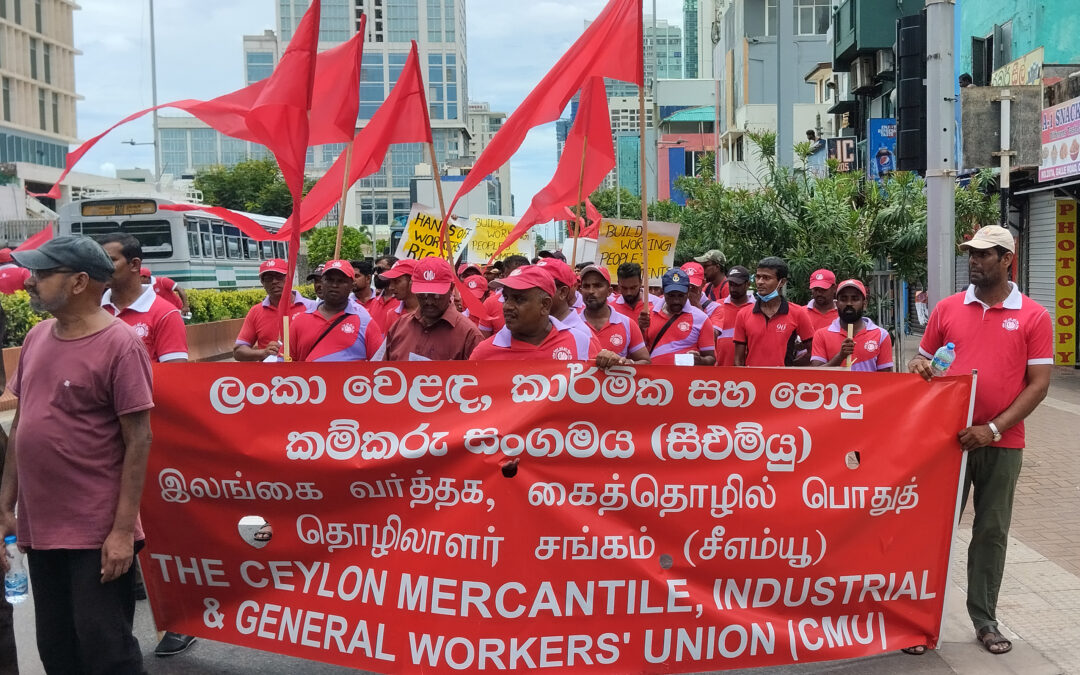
{"left": 0, "top": 236, "right": 153, "bottom": 673}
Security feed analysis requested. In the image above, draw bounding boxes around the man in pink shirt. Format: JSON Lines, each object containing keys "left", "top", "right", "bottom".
{"left": 909, "top": 226, "right": 1052, "bottom": 656}
{"left": 1, "top": 236, "right": 152, "bottom": 673}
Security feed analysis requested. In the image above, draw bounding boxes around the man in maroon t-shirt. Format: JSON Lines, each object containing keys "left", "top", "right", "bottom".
{"left": 1, "top": 236, "right": 151, "bottom": 673}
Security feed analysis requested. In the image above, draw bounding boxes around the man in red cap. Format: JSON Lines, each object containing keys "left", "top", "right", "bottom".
{"left": 645, "top": 269, "right": 716, "bottom": 366}
{"left": 139, "top": 266, "right": 189, "bottom": 317}
{"left": 810, "top": 279, "right": 893, "bottom": 371}
{"left": 366, "top": 255, "right": 401, "bottom": 329}
{"left": 384, "top": 257, "right": 483, "bottom": 361}
{"left": 681, "top": 261, "right": 724, "bottom": 341}
{"left": 482, "top": 254, "right": 531, "bottom": 333}
{"left": 289, "top": 260, "right": 384, "bottom": 362}
{"left": 234, "top": 259, "right": 317, "bottom": 361}
{"left": 580, "top": 265, "right": 650, "bottom": 363}
{"left": 379, "top": 258, "right": 420, "bottom": 330}
{"left": 470, "top": 265, "right": 607, "bottom": 362}
{"left": 461, "top": 275, "right": 493, "bottom": 334}
{"left": 0, "top": 263, "right": 29, "bottom": 295}
{"left": 535, "top": 258, "right": 591, "bottom": 340}
{"left": 805, "top": 268, "right": 839, "bottom": 333}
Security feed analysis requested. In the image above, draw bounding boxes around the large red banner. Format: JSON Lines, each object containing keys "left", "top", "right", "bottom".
{"left": 142, "top": 363, "right": 972, "bottom": 673}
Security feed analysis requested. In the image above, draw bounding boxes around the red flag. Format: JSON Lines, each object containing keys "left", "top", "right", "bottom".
{"left": 490, "top": 77, "right": 614, "bottom": 259}
{"left": 160, "top": 41, "right": 432, "bottom": 241}
{"left": 442, "top": 0, "right": 642, "bottom": 230}
{"left": 15, "top": 224, "right": 53, "bottom": 251}
{"left": 32, "top": 18, "right": 364, "bottom": 200}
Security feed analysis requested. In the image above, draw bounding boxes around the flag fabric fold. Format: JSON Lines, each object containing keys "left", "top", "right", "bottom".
{"left": 32, "top": 18, "right": 364, "bottom": 200}
{"left": 15, "top": 224, "right": 53, "bottom": 251}
{"left": 441, "top": 0, "right": 642, "bottom": 233}
{"left": 490, "top": 76, "right": 615, "bottom": 259}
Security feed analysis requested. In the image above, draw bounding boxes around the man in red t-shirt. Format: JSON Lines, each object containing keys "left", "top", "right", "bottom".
{"left": 98, "top": 234, "right": 188, "bottom": 363}
{"left": 810, "top": 279, "right": 893, "bottom": 371}
{"left": 3, "top": 235, "right": 152, "bottom": 673}
{"left": 642, "top": 269, "right": 716, "bottom": 366}
{"left": 733, "top": 257, "right": 814, "bottom": 367}
{"left": 378, "top": 258, "right": 419, "bottom": 331}
{"left": 139, "top": 266, "right": 189, "bottom": 316}
{"left": 579, "top": 265, "right": 650, "bottom": 363}
{"left": 289, "top": 260, "right": 384, "bottom": 362}
{"left": 366, "top": 255, "right": 400, "bottom": 329}
{"left": 680, "top": 261, "right": 724, "bottom": 340}
{"left": 470, "top": 265, "right": 609, "bottom": 362}
{"left": 805, "top": 268, "right": 839, "bottom": 333}
{"left": 693, "top": 249, "right": 730, "bottom": 301}
{"left": 234, "top": 258, "right": 316, "bottom": 361}
{"left": 908, "top": 226, "right": 1052, "bottom": 655}
{"left": 715, "top": 266, "right": 754, "bottom": 366}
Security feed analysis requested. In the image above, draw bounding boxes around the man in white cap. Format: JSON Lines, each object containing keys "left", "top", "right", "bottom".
{"left": 908, "top": 225, "right": 1052, "bottom": 656}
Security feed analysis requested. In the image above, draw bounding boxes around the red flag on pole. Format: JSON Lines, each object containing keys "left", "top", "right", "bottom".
{"left": 32, "top": 22, "right": 363, "bottom": 200}
{"left": 14, "top": 224, "right": 53, "bottom": 251}
{"left": 441, "top": 0, "right": 642, "bottom": 232}
{"left": 489, "top": 77, "right": 615, "bottom": 258}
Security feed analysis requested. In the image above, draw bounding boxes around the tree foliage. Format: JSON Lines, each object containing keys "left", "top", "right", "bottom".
{"left": 194, "top": 159, "right": 317, "bottom": 217}
{"left": 306, "top": 226, "right": 372, "bottom": 267}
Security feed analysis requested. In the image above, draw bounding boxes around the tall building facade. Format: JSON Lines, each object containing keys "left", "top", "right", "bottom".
{"left": 683, "top": 0, "right": 715, "bottom": 79}
{"left": 0, "top": 0, "right": 78, "bottom": 169}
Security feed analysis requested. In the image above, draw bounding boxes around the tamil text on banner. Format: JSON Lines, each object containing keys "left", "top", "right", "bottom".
{"left": 467, "top": 215, "right": 536, "bottom": 263}
{"left": 595, "top": 218, "right": 680, "bottom": 281}
{"left": 1040, "top": 95, "right": 1080, "bottom": 183}
{"left": 1056, "top": 199, "right": 1077, "bottom": 365}
{"left": 394, "top": 204, "right": 475, "bottom": 260}
{"left": 866, "top": 118, "right": 897, "bottom": 182}
{"left": 142, "top": 363, "right": 972, "bottom": 673}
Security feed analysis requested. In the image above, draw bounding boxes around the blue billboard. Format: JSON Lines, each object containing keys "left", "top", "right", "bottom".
{"left": 867, "top": 118, "right": 898, "bottom": 181}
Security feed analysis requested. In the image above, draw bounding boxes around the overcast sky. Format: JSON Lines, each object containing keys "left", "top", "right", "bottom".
{"left": 73, "top": 0, "right": 684, "bottom": 234}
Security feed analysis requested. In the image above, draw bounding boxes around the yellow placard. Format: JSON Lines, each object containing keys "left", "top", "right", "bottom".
{"left": 466, "top": 215, "right": 536, "bottom": 263}
{"left": 1056, "top": 200, "right": 1077, "bottom": 365}
{"left": 595, "top": 218, "right": 680, "bottom": 283}
{"left": 990, "top": 47, "right": 1043, "bottom": 87}
{"left": 394, "top": 204, "right": 474, "bottom": 261}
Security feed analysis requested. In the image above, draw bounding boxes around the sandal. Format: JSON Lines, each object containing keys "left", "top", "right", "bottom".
{"left": 977, "top": 627, "right": 1012, "bottom": 655}
{"left": 901, "top": 645, "right": 927, "bottom": 655}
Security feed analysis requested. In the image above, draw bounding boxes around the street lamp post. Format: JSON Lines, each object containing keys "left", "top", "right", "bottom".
{"left": 149, "top": 0, "right": 161, "bottom": 181}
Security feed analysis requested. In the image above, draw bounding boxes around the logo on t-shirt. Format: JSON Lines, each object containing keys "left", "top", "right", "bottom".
{"left": 1002, "top": 317, "right": 1020, "bottom": 331}
{"left": 610, "top": 333, "right": 624, "bottom": 347}
{"left": 552, "top": 346, "right": 573, "bottom": 360}
{"left": 133, "top": 322, "right": 150, "bottom": 339}
{"left": 775, "top": 322, "right": 787, "bottom": 332}
{"left": 341, "top": 323, "right": 356, "bottom": 335}
{"left": 864, "top": 339, "right": 879, "bottom": 352}
{"left": 678, "top": 321, "right": 691, "bottom": 332}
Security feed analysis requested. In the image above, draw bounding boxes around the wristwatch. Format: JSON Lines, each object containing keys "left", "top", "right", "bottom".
{"left": 988, "top": 421, "right": 1002, "bottom": 443}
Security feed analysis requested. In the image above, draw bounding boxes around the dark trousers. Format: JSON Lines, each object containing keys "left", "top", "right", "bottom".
{"left": 0, "top": 597, "right": 17, "bottom": 674}
{"left": 960, "top": 446, "right": 1023, "bottom": 633}
{"left": 27, "top": 547, "right": 144, "bottom": 675}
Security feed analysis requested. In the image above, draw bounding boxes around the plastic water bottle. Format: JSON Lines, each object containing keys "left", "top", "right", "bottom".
{"left": 4, "top": 535, "right": 27, "bottom": 605}
{"left": 930, "top": 342, "right": 957, "bottom": 377}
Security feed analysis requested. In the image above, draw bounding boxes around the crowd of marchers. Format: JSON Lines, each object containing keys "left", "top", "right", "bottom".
{"left": 0, "top": 225, "right": 1052, "bottom": 670}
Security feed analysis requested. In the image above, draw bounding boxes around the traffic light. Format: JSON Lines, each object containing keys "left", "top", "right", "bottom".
{"left": 896, "top": 12, "right": 927, "bottom": 173}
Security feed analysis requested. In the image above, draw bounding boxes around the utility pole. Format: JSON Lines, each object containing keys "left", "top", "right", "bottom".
{"left": 776, "top": 0, "right": 795, "bottom": 168}
{"left": 149, "top": 0, "right": 161, "bottom": 182}
{"left": 925, "top": 0, "right": 956, "bottom": 306}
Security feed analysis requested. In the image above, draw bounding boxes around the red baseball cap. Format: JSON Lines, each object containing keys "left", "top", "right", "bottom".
{"left": 578, "top": 264, "right": 611, "bottom": 284}
{"left": 259, "top": 258, "right": 287, "bottom": 276}
{"left": 492, "top": 265, "right": 556, "bottom": 297}
{"left": 809, "top": 269, "right": 836, "bottom": 289}
{"left": 680, "top": 261, "right": 705, "bottom": 288}
{"left": 323, "top": 259, "right": 356, "bottom": 278}
{"left": 535, "top": 258, "right": 577, "bottom": 288}
{"left": 379, "top": 258, "right": 417, "bottom": 280}
{"left": 836, "top": 278, "right": 867, "bottom": 297}
{"left": 411, "top": 256, "right": 454, "bottom": 294}
{"left": 0, "top": 249, "right": 12, "bottom": 264}
{"left": 140, "top": 266, "right": 151, "bottom": 277}
{"left": 464, "top": 275, "right": 489, "bottom": 298}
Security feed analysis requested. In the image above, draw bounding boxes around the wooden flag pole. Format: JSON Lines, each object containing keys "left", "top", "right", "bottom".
{"left": 428, "top": 142, "right": 452, "bottom": 263}
{"left": 638, "top": 83, "right": 649, "bottom": 293}
{"left": 846, "top": 323, "right": 854, "bottom": 369}
{"left": 571, "top": 135, "right": 589, "bottom": 268}
{"left": 333, "top": 144, "right": 355, "bottom": 260}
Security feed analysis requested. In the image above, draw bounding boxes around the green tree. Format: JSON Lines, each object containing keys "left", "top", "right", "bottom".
{"left": 588, "top": 187, "right": 641, "bottom": 220}
{"left": 194, "top": 158, "right": 316, "bottom": 217}
{"left": 535, "top": 234, "right": 547, "bottom": 251}
{"left": 306, "top": 226, "right": 371, "bottom": 267}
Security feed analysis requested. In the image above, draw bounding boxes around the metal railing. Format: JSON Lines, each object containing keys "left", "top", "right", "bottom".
{"left": 0, "top": 219, "right": 51, "bottom": 245}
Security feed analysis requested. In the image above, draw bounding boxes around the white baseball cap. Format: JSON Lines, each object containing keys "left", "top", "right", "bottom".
{"left": 959, "top": 225, "right": 1014, "bottom": 253}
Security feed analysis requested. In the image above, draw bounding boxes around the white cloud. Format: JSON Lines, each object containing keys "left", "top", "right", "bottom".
{"left": 75, "top": 0, "right": 686, "bottom": 217}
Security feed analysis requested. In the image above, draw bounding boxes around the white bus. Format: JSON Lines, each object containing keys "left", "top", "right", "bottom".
{"left": 57, "top": 196, "right": 289, "bottom": 289}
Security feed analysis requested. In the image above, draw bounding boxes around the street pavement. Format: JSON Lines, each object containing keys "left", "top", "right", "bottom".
{"left": 4, "top": 361, "right": 1080, "bottom": 674}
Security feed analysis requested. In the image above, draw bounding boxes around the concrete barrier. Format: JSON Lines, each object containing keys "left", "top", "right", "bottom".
{"left": 0, "top": 318, "right": 245, "bottom": 411}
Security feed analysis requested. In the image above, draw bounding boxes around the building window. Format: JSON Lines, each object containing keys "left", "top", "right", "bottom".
{"left": 386, "top": 0, "right": 418, "bottom": 42}
{"left": 428, "top": 53, "right": 443, "bottom": 120}
{"left": 51, "top": 91, "right": 57, "bottom": 131}
{"left": 795, "top": 0, "right": 830, "bottom": 36}
{"left": 1, "top": 78, "right": 9, "bottom": 122}
{"left": 359, "top": 52, "right": 384, "bottom": 120}
{"left": 321, "top": 142, "right": 346, "bottom": 166}
{"left": 29, "top": 38, "right": 37, "bottom": 79}
{"left": 245, "top": 51, "right": 274, "bottom": 85}
{"left": 444, "top": 0, "right": 454, "bottom": 42}
{"left": 390, "top": 143, "right": 421, "bottom": 188}
{"left": 160, "top": 128, "right": 189, "bottom": 174}
{"left": 221, "top": 136, "right": 247, "bottom": 165}
{"left": 0, "top": 1, "right": 6, "bottom": 20}
{"left": 359, "top": 197, "right": 389, "bottom": 225}
{"left": 43, "top": 43, "right": 50, "bottom": 83}
{"left": 320, "top": 0, "right": 350, "bottom": 42}
{"left": 12, "top": 0, "right": 19, "bottom": 25}
{"left": 34, "top": 0, "right": 40, "bottom": 31}
{"left": 190, "top": 128, "right": 218, "bottom": 170}
{"left": 37, "top": 88, "right": 45, "bottom": 129}
{"left": 426, "top": 0, "right": 441, "bottom": 41}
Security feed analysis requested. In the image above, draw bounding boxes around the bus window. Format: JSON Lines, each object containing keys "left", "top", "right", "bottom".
{"left": 186, "top": 219, "right": 200, "bottom": 258}
{"left": 201, "top": 233, "right": 213, "bottom": 258}
{"left": 274, "top": 242, "right": 286, "bottom": 259}
{"left": 245, "top": 239, "right": 258, "bottom": 259}
{"left": 261, "top": 242, "right": 274, "bottom": 259}
{"left": 226, "top": 236, "right": 241, "bottom": 259}
{"left": 213, "top": 235, "right": 225, "bottom": 258}
{"left": 71, "top": 221, "right": 173, "bottom": 259}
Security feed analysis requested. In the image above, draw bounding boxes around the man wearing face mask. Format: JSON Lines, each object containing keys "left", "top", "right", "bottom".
{"left": 810, "top": 279, "right": 894, "bottom": 371}
{"left": 733, "top": 256, "right": 815, "bottom": 367}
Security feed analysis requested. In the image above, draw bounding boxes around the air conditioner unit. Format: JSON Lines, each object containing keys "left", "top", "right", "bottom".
{"left": 849, "top": 56, "right": 874, "bottom": 92}
{"left": 876, "top": 49, "right": 895, "bottom": 77}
